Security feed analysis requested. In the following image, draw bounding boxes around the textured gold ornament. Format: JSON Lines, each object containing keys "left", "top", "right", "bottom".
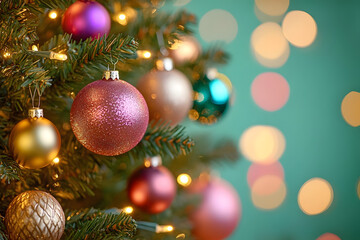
{"left": 5, "top": 190, "right": 65, "bottom": 240}
{"left": 9, "top": 108, "right": 61, "bottom": 169}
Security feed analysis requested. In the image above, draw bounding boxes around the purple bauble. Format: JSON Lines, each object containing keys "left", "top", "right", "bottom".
{"left": 127, "top": 165, "right": 176, "bottom": 214}
{"left": 189, "top": 178, "right": 241, "bottom": 240}
{"left": 70, "top": 78, "right": 149, "bottom": 156}
{"left": 62, "top": 0, "right": 111, "bottom": 41}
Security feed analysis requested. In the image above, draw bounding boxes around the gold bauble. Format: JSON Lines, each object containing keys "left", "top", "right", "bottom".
{"left": 5, "top": 190, "right": 65, "bottom": 240}
{"left": 9, "top": 112, "right": 61, "bottom": 169}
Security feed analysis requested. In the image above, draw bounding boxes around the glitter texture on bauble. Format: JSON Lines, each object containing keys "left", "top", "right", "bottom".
{"left": 70, "top": 70, "right": 149, "bottom": 156}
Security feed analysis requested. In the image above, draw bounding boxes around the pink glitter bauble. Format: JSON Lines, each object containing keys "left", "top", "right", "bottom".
{"left": 127, "top": 165, "right": 176, "bottom": 214}
{"left": 189, "top": 178, "right": 241, "bottom": 240}
{"left": 70, "top": 79, "right": 149, "bottom": 156}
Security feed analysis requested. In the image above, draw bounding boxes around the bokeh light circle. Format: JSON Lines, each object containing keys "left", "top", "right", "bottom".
{"left": 173, "top": 0, "right": 191, "bottom": 7}
{"left": 317, "top": 233, "right": 341, "bottom": 240}
{"left": 255, "top": 0, "right": 289, "bottom": 16}
{"left": 251, "top": 176, "right": 286, "bottom": 210}
{"left": 298, "top": 178, "right": 334, "bottom": 215}
{"left": 239, "top": 125, "right": 286, "bottom": 164}
{"left": 199, "top": 9, "right": 238, "bottom": 43}
{"left": 251, "top": 22, "right": 289, "bottom": 67}
{"left": 282, "top": 10, "right": 317, "bottom": 48}
{"left": 251, "top": 72, "right": 290, "bottom": 111}
{"left": 341, "top": 91, "right": 360, "bottom": 127}
{"left": 247, "top": 162, "right": 284, "bottom": 188}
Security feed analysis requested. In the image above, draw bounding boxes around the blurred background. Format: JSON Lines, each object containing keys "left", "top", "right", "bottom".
{"left": 169, "top": 0, "right": 360, "bottom": 239}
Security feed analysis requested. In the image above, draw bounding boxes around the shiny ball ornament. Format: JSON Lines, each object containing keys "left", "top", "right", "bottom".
{"left": 189, "top": 178, "right": 241, "bottom": 240}
{"left": 62, "top": 0, "right": 111, "bottom": 41}
{"left": 189, "top": 70, "right": 232, "bottom": 125}
{"left": 137, "top": 58, "right": 193, "bottom": 126}
{"left": 5, "top": 190, "right": 65, "bottom": 240}
{"left": 70, "top": 70, "right": 149, "bottom": 156}
{"left": 169, "top": 35, "right": 201, "bottom": 65}
{"left": 127, "top": 156, "right": 176, "bottom": 214}
{"left": 9, "top": 108, "right": 61, "bottom": 169}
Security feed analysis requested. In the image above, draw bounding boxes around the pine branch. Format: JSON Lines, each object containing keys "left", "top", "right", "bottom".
{"left": 64, "top": 208, "right": 137, "bottom": 240}
{"left": 0, "top": 215, "right": 8, "bottom": 240}
{"left": 0, "top": 151, "right": 20, "bottom": 183}
{"left": 35, "top": 0, "right": 74, "bottom": 10}
{"left": 128, "top": 123, "right": 195, "bottom": 162}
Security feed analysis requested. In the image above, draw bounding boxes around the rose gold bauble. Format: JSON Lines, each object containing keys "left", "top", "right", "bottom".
{"left": 9, "top": 108, "right": 61, "bottom": 169}
{"left": 189, "top": 177, "right": 241, "bottom": 240}
{"left": 5, "top": 190, "right": 65, "bottom": 240}
{"left": 137, "top": 58, "right": 193, "bottom": 126}
{"left": 170, "top": 35, "right": 201, "bottom": 65}
{"left": 127, "top": 156, "right": 176, "bottom": 213}
{"left": 70, "top": 70, "right": 149, "bottom": 156}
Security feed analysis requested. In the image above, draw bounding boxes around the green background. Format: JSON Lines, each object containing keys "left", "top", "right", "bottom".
{"left": 170, "top": 0, "right": 360, "bottom": 239}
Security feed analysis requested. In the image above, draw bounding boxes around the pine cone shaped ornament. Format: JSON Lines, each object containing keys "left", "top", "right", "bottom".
{"left": 5, "top": 191, "right": 65, "bottom": 240}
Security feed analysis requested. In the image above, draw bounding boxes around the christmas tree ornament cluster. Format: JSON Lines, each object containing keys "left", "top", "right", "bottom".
{"left": 5, "top": 190, "right": 65, "bottom": 240}
{"left": 62, "top": 0, "right": 111, "bottom": 41}
{"left": 169, "top": 35, "right": 202, "bottom": 65}
{"left": 127, "top": 156, "right": 176, "bottom": 214}
{"left": 137, "top": 57, "right": 193, "bottom": 126}
{"left": 189, "top": 177, "right": 241, "bottom": 240}
{"left": 70, "top": 70, "right": 149, "bottom": 156}
{"left": 189, "top": 69, "right": 232, "bottom": 125}
{"left": 9, "top": 107, "right": 61, "bottom": 169}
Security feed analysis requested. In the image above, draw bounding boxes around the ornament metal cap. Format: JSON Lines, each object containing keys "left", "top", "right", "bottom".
{"left": 156, "top": 57, "right": 174, "bottom": 71}
{"left": 103, "top": 70, "right": 119, "bottom": 81}
{"left": 28, "top": 107, "right": 43, "bottom": 118}
{"left": 144, "top": 155, "right": 162, "bottom": 167}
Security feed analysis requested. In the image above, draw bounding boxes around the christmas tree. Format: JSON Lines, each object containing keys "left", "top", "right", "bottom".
{"left": 0, "top": 0, "right": 240, "bottom": 239}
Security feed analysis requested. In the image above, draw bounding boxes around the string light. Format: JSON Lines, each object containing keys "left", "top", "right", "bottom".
{"left": 177, "top": 173, "right": 192, "bottom": 187}
{"left": 123, "top": 206, "right": 134, "bottom": 214}
{"left": 49, "top": 52, "right": 68, "bottom": 61}
{"left": 117, "top": 13, "right": 128, "bottom": 25}
{"left": 48, "top": 10, "right": 58, "bottom": 19}
{"left": 137, "top": 50, "right": 152, "bottom": 59}
{"left": 3, "top": 52, "right": 11, "bottom": 58}
{"left": 32, "top": 45, "right": 38, "bottom": 51}
{"left": 53, "top": 157, "right": 60, "bottom": 164}
{"left": 156, "top": 225, "right": 174, "bottom": 233}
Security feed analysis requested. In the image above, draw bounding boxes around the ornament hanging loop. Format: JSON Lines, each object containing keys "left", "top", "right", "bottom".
{"left": 156, "top": 28, "right": 169, "bottom": 57}
{"left": 28, "top": 85, "right": 43, "bottom": 118}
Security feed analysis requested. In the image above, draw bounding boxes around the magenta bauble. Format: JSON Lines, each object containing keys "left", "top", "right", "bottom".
{"left": 189, "top": 178, "right": 241, "bottom": 240}
{"left": 62, "top": 0, "right": 111, "bottom": 41}
{"left": 70, "top": 76, "right": 149, "bottom": 156}
{"left": 127, "top": 165, "right": 176, "bottom": 214}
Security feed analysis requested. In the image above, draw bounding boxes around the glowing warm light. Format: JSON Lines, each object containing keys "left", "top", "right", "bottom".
{"left": 156, "top": 225, "right": 174, "bottom": 233}
{"left": 251, "top": 177, "right": 286, "bottom": 210}
{"left": 251, "top": 22, "right": 289, "bottom": 67}
{"left": 298, "top": 178, "right": 333, "bottom": 215}
{"left": 255, "top": 0, "right": 289, "bottom": 17}
{"left": 247, "top": 162, "right": 284, "bottom": 188}
{"left": 251, "top": 175, "right": 284, "bottom": 196}
{"left": 144, "top": 159, "right": 151, "bottom": 168}
{"left": 32, "top": 45, "right": 38, "bottom": 51}
{"left": 239, "top": 125, "right": 285, "bottom": 164}
{"left": 251, "top": 72, "right": 290, "bottom": 111}
{"left": 137, "top": 50, "right": 152, "bottom": 59}
{"left": 50, "top": 52, "right": 68, "bottom": 61}
{"left": 177, "top": 173, "right": 192, "bottom": 187}
{"left": 3, "top": 52, "right": 11, "bottom": 58}
{"left": 282, "top": 10, "right": 317, "bottom": 48}
{"left": 53, "top": 157, "right": 60, "bottom": 164}
{"left": 341, "top": 91, "right": 360, "bottom": 127}
{"left": 170, "top": 36, "right": 201, "bottom": 63}
{"left": 117, "top": 13, "right": 128, "bottom": 26}
{"left": 48, "top": 10, "right": 58, "bottom": 19}
{"left": 199, "top": 9, "right": 238, "bottom": 43}
{"left": 123, "top": 206, "right": 134, "bottom": 214}
{"left": 176, "top": 233, "right": 186, "bottom": 239}
{"left": 317, "top": 233, "right": 341, "bottom": 240}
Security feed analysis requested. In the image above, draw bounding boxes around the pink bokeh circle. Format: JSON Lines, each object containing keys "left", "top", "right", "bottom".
{"left": 251, "top": 72, "right": 290, "bottom": 111}
{"left": 247, "top": 162, "right": 285, "bottom": 188}
{"left": 317, "top": 233, "right": 341, "bottom": 240}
